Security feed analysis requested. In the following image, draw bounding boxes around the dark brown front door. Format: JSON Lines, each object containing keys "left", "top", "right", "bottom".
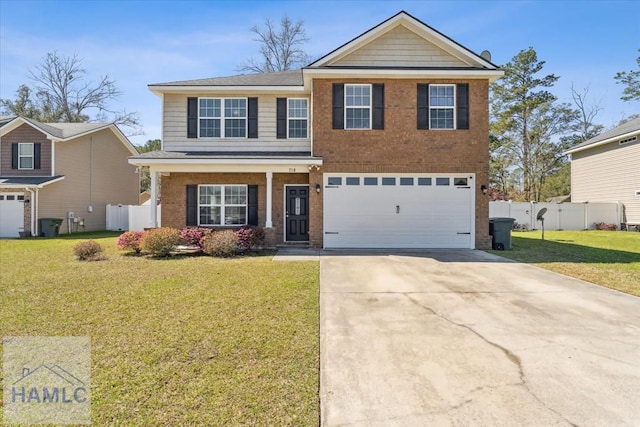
{"left": 285, "top": 186, "right": 309, "bottom": 241}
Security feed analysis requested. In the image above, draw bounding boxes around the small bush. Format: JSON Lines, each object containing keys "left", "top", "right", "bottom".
{"left": 202, "top": 230, "right": 239, "bottom": 257}
{"left": 117, "top": 231, "right": 145, "bottom": 253}
{"left": 179, "top": 227, "right": 211, "bottom": 248}
{"left": 236, "top": 226, "right": 265, "bottom": 251}
{"left": 593, "top": 222, "right": 618, "bottom": 231}
{"left": 74, "top": 240, "right": 106, "bottom": 261}
{"left": 140, "top": 227, "right": 182, "bottom": 256}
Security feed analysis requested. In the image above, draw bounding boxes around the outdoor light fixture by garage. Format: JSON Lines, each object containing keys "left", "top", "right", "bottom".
{"left": 316, "top": 184, "right": 321, "bottom": 194}
{"left": 481, "top": 185, "right": 488, "bottom": 195}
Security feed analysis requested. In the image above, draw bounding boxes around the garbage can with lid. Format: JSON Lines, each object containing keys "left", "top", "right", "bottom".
{"left": 39, "top": 218, "right": 63, "bottom": 237}
{"left": 489, "top": 217, "right": 515, "bottom": 250}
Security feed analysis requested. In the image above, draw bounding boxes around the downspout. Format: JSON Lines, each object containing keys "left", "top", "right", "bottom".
{"left": 34, "top": 188, "right": 40, "bottom": 236}
{"left": 88, "top": 136, "right": 94, "bottom": 213}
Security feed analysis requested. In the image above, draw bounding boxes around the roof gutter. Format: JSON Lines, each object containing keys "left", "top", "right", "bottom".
{"left": 565, "top": 128, "right": 640, "bottom": 154}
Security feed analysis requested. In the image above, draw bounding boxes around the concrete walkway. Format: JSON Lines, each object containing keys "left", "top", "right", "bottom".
{"left": 319, "top": 250, "right": 640, "bottom": 426}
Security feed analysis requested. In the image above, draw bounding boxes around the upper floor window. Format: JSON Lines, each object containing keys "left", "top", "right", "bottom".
{"left": 429, "top": 84, "right": 455, "bottom": 129}
{"left": 18, "top": 143, "right": 34, "bottom": 169}
{"left": 345, "top": 84, "right": 371, "bottom": 129}
{"left": 198, "top": 184, "right": 247, "bottom": 226}
{"left": 288, "top": 98, "right": 308, "bottom": 138}
{"left": 417, "top": 83, "right": 469, "bottom": 130}
{"left": 199, "top": 98, "right": 246, "bottom": 138}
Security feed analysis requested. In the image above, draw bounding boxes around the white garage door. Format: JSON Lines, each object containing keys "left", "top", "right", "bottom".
{"left": 0, "top": 193, "right": 25, "bottom": 238}
{"left": 323, "top": 174, "right": 475, "bottom": 249}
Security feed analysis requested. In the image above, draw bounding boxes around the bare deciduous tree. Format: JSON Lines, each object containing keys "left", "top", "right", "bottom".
{"left": 1, "top": 52, "right": 142, "bottom": 136}
{"left": 237, "top": 15, "right": 311, "bottom": 73}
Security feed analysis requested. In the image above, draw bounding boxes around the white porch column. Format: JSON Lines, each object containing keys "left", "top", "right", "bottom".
{"left": 265, "top": 171, "right": 273, "bottom": 228}
{"left": 150, "top": 171, "right": 158, "bottom": 228}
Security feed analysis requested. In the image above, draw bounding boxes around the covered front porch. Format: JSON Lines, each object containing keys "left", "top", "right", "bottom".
{"left": 128, "top": 152, "right": 323, "bottom": 246}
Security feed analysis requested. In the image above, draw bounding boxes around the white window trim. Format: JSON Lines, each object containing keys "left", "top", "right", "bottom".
{"left": 344, "top": 84, "right": 372, "bottom": 130}
{"left": 18, "top": 142, "right": 34, "bottom": 170}
{"left": 197, "top": 184, "right": 248, "bottom": 226}
{"left": 429, "top": 84, "right": 456, "bottom": 130}
{"left": 287, "top": 98, "right": 309, "bottom": 139}
{"left": 197, "top": 97, "right": 248, "bottom": 138}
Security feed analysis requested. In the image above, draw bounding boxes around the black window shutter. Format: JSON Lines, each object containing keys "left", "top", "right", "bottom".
{"left": 417, "top": 84, "right": 429, "bottom": 130}
{"left": 456, "top": 83, "right": 469, "bottom": 130}
{"left": 276, "top": 98, "right": 287, "bottom": 139}
{"left": 187, "top": 97, "right": 198, "bottom": 138}
{"left": 332, "top": 84, "right": 344, "bottom": 129}
{"left": 248, "top": 97, "right": 258, "bottom": 138}
{"left": 372, "top": 84, "right": 384, "bottom": 130}
{"left": 186, "top": 185, "right": 197, "bottom": 226}
{"left": 11, "top": 143, "right": 18, "bottom": 169}
{"left": 34, "top": 143, "right": 41, "bottom": 169}
{"left": 247, "top": 185, "right": 258, "bottom": 226}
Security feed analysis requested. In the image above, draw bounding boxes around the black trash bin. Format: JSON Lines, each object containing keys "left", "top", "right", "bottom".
{"left": 39, "top": 218, "right": 63, "bottom": 237}
{"left": 489, "top": 217, "right": 515, "bottom": 250}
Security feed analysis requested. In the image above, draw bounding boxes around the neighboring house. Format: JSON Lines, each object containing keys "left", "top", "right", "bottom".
{"left": 0, "top": 116, "right": 139, "bottom": 237}
{"left": 129, "top": 11, "right": 503, "bottom": 248}
{"left": 567, "top": 117, "right": 640, "bottom": 228}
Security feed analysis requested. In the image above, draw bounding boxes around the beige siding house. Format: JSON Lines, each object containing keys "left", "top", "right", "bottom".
{"left": 567, "top": 117, "right": 640, "bottom": 228}
{"left": 0, "top": 116, "right": 139, "bottom": 237}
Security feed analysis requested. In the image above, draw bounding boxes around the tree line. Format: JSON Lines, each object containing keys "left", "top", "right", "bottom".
{"left": 1, "top": 17, "right": 638, "bottom": 198}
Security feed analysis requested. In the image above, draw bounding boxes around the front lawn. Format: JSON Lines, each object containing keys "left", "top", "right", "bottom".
{"left": 490, "top": 230, "right": 640, "bottom": 296}
{"left": 0, "top": 232, "right": 319, "bottom": 425}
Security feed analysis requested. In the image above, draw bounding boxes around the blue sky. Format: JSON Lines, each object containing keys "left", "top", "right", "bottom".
{"left": 1, "top": 0, "right": 638, "bottom": 146}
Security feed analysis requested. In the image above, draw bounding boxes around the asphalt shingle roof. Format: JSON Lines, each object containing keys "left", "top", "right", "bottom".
{"left": 149, "top": 69, "right": 304, "bottom": 87}
{"left": 1, "top": 116, "right": 111, "bottom": 139}
{"left": 131, "top": 150, "right": 316, "bottom": 159}
{"left": 0, "top": 176, "right": 64, "bottom": 186}
{"left": 570, "top": 117, "right": 640, "bottom": 151}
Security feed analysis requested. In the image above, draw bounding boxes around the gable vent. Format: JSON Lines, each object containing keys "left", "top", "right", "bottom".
{"left": 619, "top": 136, "right": 637, "bottom": 145}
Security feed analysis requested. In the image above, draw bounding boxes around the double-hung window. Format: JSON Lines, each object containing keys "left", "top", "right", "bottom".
{"left": 199, "top": 185, "right": 247, "bottom": 226}
{"left": 345, "top": 84, "right": 371, "bottom": 129}
{"left": 199, "top": 98, "right": 247, "bottom": 138}
{"left": 429, "top": 84, "right": 455, "bottom": 129}
{"left": 18, "top": 143, "right": 34, "bottom": 170}
{"left": 288, "top": 98, "right": 308, "bottom": 138}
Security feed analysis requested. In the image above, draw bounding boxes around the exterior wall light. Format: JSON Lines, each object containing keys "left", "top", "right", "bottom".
{"left": 481, "top": 185, "right": 488, "bottom": 195}
{"left": 316, "top": 184, "right": 321, "bottom": 194}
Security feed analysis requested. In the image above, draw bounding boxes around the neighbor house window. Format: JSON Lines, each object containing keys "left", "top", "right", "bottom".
{"left": 199, "top": 98, "right": 246, "bottom": 138}
{"left": 429, "top": 85, "right": 455, "bottom": 129}
{"left": 198, "top": 185, "right": 247, "bottom": 226}
{"left": 18, "top": 143, "right": 34, "bottom": 170}
{"left": 288, "top": 98, "right": 308, "bottom": 138}
{"left": 345, "top": 84, "right": 371, "bottom": 129}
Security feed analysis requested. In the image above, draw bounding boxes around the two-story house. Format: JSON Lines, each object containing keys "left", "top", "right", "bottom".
{"left": 129, "top": 11, "right": 503, "bottom": 249}
{"left": 0, "top": 116, "right": 139, "bottom": 237}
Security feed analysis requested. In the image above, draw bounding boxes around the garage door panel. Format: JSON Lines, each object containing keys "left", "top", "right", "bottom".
{"left": 324, "top": 175, "right": 474, "bottom": 249}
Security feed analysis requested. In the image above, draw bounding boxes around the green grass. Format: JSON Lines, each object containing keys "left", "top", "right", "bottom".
{"left": 0, "top": 233, "right": 319, "bottom": 425}
{"left": 490, "top": 230, "right": 640, "bottom": 296}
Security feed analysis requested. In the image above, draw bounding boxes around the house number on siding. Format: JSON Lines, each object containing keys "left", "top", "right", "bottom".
{"left": 295, "top": 198, "right": 301, "bottom": 215}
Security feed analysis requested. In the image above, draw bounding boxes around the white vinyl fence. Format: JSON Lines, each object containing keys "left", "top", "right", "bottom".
{"left": 106, "top": 204, "right": 161, "bottom": 231}
{"left": 489, "top": 201, "right": 620, "bottom": 230}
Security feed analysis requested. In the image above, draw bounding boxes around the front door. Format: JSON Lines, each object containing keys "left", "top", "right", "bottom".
{"left": 285, "top": 186, "right": 309, "bottom": 242}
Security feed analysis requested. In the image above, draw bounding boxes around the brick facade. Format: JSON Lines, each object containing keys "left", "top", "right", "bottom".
{"left": 312, "top": 79, "right": 491, "bottom": 249}
{"left": 161, "top": 172, "right": 310, "bottom": 247}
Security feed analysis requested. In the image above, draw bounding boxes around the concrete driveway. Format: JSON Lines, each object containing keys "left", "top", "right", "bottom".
{"left": 320, "top": 250, "right": 640, "bottom": 426}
